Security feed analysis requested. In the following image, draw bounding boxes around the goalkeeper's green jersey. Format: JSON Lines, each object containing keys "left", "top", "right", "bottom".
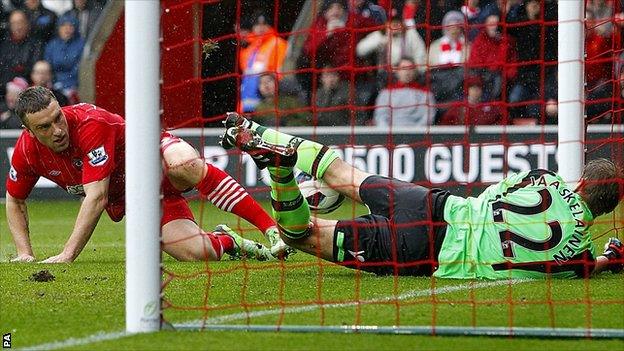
{"left": 434, "top": 170, "right": 596, "bottom": 280}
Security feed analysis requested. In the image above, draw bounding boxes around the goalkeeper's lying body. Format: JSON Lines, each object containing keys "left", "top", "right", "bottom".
{"left": 221, "top": 112, "right": 624, "bottom": 279}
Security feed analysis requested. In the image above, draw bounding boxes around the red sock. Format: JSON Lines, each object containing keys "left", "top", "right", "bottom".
{"left": 206, "top": 232, "right": 235, "bottom": 260}
{"left": 197, "top": 164, "right": 276, "bottom": 233}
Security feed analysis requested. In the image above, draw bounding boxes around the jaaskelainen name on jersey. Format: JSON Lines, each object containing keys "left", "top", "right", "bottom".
{"left": 435, "top": 170, "right": 595, "bottom": 280}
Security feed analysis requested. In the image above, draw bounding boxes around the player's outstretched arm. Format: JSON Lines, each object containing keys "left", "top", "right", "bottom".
{"left": 40, "top": 178, "right": 110, "bottom": 263}
{"left": 6, "top": 192, "right": 35, "bottom": 262}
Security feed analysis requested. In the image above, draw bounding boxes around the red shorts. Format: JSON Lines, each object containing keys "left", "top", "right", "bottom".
{"left": 105, "top": 194, "right": 195, "bottom": 226}
{"left": 105, "top": 177, "right": 195, "bottom": 226}
{"left": 161, "top": 194, "right": 196, "bottom": 226}
{"left": 105, "top": 132, "right": 196, "bottom": 225}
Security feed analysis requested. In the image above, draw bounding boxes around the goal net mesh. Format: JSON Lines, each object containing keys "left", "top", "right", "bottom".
{"left": 158, "top": 0, "right": 624, "bottom": 337}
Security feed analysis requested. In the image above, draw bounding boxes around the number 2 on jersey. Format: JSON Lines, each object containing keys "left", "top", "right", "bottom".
{"left": 492, "top": 189, "right": 563, "bottom": 258}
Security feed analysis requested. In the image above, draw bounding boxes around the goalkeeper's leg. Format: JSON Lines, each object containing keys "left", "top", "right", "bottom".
{"left": 279, "top": 216, "right": 384, "bottom": 273}
{"left": 280, "top": 217, "right": 337, "bottom": 261}
{"left": 219, "top": 122, "right": 312, "bottom": 239}
{"left": 221, "top": 112, "right": 372, "bottom": 203}
{"left": 266, "top": 162, "right": 312, "bottom": 240}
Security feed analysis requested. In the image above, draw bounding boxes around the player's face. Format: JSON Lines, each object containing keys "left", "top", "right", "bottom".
{"left": 25, "top": 100, "right": 70, "bottom": 153}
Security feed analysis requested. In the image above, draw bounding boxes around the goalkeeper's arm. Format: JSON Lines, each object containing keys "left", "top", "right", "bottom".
{"left": 593, "top": 238, "right": 624, "bottom": 275}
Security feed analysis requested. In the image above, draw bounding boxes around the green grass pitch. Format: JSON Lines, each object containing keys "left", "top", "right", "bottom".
{"left": 1, "top": 199, "right": 623, "bottom": 350}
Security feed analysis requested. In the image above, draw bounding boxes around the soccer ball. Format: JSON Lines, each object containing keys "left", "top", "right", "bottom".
{"left": 296, "top": 172, "right": 345, "bottom": 214}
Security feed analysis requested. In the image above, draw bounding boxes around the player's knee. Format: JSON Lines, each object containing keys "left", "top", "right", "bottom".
{"left": 166, "top": 157, "right": 204, "bottom": 183}
{"left": 164, "top": 144, "right": 205, "bottom": 189}
{"left": 171, "top": 251, "right": 195, "bottom": 262}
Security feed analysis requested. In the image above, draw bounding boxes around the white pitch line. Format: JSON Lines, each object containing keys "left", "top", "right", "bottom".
{"left": 20, "top": 279, "right": 528, "bottom": 350}
{"left": 21, "top": 331, "right": 128, "bottom": 351}
{"left": 177, "top": 279, "right": 528, "bottom": 327}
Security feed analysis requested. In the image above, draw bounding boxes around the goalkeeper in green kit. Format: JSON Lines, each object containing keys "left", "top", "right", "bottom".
{"left": 220, "top": 113, "right": 624, "bottom": 279}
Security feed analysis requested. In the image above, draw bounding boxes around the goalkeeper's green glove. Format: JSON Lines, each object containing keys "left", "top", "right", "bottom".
{"left": 602, "top": 237, "right": 624, "bottom": 273}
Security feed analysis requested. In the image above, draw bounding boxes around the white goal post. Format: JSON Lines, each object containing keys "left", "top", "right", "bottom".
{"left": 557, "top": 0, "right": 585, "bottom": 184}
{"left": 125, "top": 0, "right": 161, "bottom": 333}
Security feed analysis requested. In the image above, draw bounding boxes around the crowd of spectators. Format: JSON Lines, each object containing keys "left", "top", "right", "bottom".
{"left": 0, "top": 0, "right": 105, "bottom": 128}
{"left": 1, "top": 0, "right": 622, "bottom": 129}
{"left": 239, "top": 0, "right": 624, "bottom": 127}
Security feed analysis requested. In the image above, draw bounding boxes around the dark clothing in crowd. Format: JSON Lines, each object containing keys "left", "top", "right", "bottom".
{"left": 254, "top": 95, "right": 311, "bottom": 127}
{"left": 0, "top": 0, "right": 21, "bottom": 40}
{"left": 314, "top": 80, "right": 351, "bottom": 126}
{"left": 24, "top": 2, "right": 57, "bottom": 42}
{"left": 351, "top": 0, "right": 386, "bottom": 25}
{"left": 0, "top": 109, "right": 21, "bottom": 129}
{"left": 50, "top": 87, "right": 70, "bottom": 106}
{"left": 44, "top": 15, "right": 85, "bottom": 91}
{"left": 0, "top": 35, "right": 42, "bottom": 96}
{"left": 63, "top": 3, "right": 102, "bottom": 39}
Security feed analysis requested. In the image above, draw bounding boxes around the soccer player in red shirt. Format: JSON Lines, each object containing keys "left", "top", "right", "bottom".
{"left": 6, "top": 86, "right": 289, "bottom": 263}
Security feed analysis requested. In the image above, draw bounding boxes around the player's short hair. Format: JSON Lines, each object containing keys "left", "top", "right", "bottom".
{"left": 580, "top": 158, "right": 624, "bottom": 217}
{"left": 14, "top": 86, "right": 57, "bottom": 126}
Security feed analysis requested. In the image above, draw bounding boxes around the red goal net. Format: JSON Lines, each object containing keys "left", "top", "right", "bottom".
{"left": 158, "top": 0, "right": 624, "bottom": 337}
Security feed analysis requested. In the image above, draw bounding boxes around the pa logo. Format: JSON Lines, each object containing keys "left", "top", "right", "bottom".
{"left": 2, "top": 333, "right": 11, "bottom": 348}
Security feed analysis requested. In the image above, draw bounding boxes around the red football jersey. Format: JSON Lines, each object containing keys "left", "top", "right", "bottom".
{"left": 7, "top": 104, "right": 195, "bottom": 224}
{"left": 7, "top": 103, "right": 126, "bottom": 206}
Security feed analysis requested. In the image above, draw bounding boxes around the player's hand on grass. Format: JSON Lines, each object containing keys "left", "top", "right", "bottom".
{"left": 602, "top": 237, "right": 624, "bottom": 273}
{"left": 10, "top": 253, "right": 36, "bottom": 263}
{"left": 39, "top": 251, "right": 75, "bottom": 264}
